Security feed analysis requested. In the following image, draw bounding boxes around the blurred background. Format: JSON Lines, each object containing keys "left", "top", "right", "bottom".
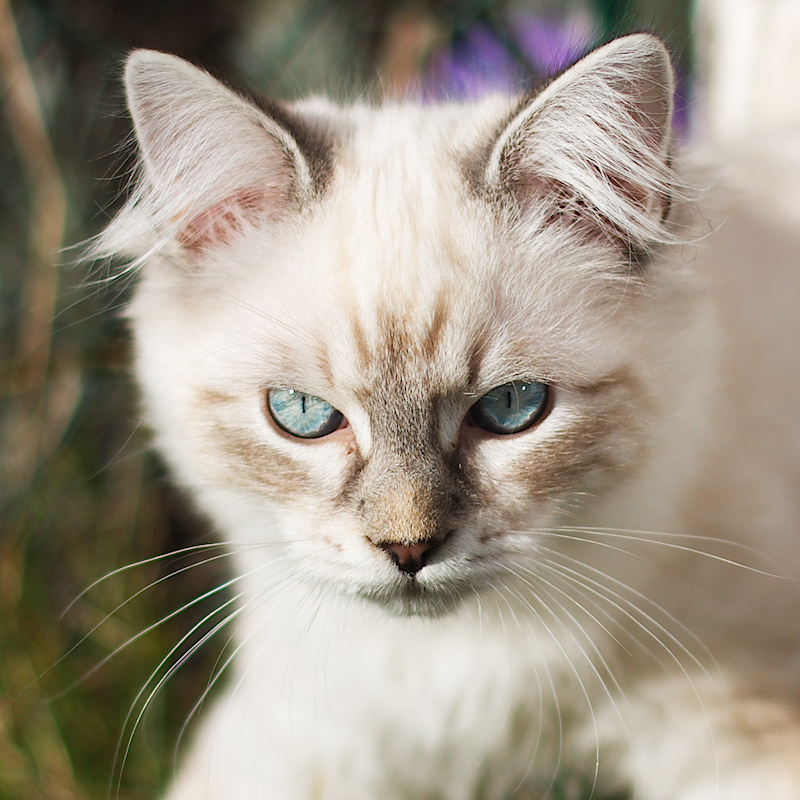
{"left": 0, "top": 1, "right": 694, "bottom": 798}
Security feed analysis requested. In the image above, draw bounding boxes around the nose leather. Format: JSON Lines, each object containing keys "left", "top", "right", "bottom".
{"left": 378, "top": 531, "right": 454, "bottom": 576}
{"left": 379, "top": 540, "right": 435, "bottom": 575}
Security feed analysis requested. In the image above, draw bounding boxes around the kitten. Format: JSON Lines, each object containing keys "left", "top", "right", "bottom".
{"left": 97, "top": 33, "right": 800, "bottom": 799}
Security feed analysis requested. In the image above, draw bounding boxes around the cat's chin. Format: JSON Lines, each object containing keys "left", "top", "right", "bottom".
{"left": 358, "top": 578, "right": 467, "bottom": 619}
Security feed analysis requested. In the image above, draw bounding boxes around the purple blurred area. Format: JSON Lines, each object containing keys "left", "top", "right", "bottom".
{"left": 418, "top": 3, "right": 689, "bottom": 138}
{"left": 422, "top": 6, "right": 596, "bottom": 98}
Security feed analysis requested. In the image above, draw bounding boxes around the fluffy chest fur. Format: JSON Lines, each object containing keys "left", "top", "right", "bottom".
{"left": 98, "top": 33, "right": 800, "bottom": 800}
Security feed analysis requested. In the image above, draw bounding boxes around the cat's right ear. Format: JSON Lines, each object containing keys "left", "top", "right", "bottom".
{"left": 122, "top": 51, "right": 329, "bottom": 252}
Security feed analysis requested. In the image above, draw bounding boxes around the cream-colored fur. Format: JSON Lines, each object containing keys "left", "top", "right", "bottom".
{"left": 98, "top": 35, "right": 800, "bottom": 799}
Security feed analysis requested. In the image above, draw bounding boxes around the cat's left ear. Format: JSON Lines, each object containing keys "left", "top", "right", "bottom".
{"left": 121, "top": 50, "right": 330, "bottom": 252}
{"left": 482, "top": 34, "right": 678, "bottom": 252}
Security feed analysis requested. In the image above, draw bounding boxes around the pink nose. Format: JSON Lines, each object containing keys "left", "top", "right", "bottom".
{"left": 380, "top": 541, "right": 435, "bottom": 576}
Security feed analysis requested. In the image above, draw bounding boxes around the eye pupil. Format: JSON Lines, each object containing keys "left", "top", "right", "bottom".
{"left": 267, "top": 388, "right": 343, "bottom": 439}
{"left": 469, "top": 380, "right": 549, "bottom": 435}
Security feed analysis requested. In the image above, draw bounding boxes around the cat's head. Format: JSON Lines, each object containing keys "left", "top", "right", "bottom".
{"left": 100, "top": 35, "right": 697, "bottom": 616}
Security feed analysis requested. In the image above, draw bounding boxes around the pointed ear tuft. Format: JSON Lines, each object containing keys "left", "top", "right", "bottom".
{"left": 484, "top": 34, "right": 682, "bottom": 254}
{"left": 110, "top": 50, "right": 327, "bottom": 256}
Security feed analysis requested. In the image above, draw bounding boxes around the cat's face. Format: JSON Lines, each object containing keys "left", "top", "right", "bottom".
{"left": 108, "top": 35, "right": 692, "bottom": 616}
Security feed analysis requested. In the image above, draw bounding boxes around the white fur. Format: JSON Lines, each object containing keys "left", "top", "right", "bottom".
{"left": 99, "top": 35, "right": 800, "bottom": 800}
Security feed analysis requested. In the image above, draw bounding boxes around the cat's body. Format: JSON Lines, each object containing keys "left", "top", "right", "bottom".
{"left": 99, "top": 35, "right": 800, "bottom": 799}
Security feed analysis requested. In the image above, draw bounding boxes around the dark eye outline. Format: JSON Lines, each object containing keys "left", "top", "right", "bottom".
{"left": 467, "top": 380, "right": 550, "bottom": 435}
{"left": 265, "top": 388, "right": 345, "bottom": 439}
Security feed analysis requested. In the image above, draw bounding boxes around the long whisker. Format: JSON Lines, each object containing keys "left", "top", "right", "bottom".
{"left": 485, "top": 580, "right": 562, "bottom": 795}
{"left": 113, "top": 598, "right": 247, "bottom": 800}
{"left": 528, "top": 547, "right": 722, "bottom": 790}
{"left": 548, "top": 526, "right": 797, "bottom": 581}
{"left": 537, "top": 545, "right": 719, "bottom": 674}
{"left": 54, "top": 551, "right": 257, "bottom": 698}
{"left": 494, "top": 568, "right": 603, "bottom": 798}
{"left": 507, "top": 559, "right": 633, "bottom": 743}
{"left": 117, "top": 556, "right": 296, "bottom": 793}
{"left": 62, "top": 542, "right": 233, "bottom": 617}
{"left": 490, "top": 564, "right": 600, "bottom": 795}
{"left": 173, "top": 567, "right": 310, "bottom": 768}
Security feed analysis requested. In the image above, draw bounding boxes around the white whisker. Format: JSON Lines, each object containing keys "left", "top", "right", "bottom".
{"left": 497, "top": 567, "right": 603, "bottom": 799}
{"left": 549, "top": 526, "right": 797, "bottom": 581}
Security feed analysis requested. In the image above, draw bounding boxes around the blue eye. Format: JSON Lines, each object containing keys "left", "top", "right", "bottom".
{"left": 267, "top": 388, "right": 344, "bottom": 439}
{"left": 469, "top": 380, "right": 549, "bottom": 435}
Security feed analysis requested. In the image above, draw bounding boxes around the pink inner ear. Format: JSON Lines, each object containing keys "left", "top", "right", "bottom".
{"left": 176, "top": 189, "right": 273, "bottom": 252}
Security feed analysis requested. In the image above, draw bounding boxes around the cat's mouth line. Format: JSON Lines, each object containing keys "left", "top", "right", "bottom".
{"left": 361, "top": 578, "right": 464, "bottom": 618}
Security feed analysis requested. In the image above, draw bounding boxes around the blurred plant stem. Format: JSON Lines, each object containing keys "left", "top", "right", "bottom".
{"left": 0, "top": 8, "right": 78, "bottom": 791}
{"left": 379, "top": 6, "right": 442, "bottom": 96}
{"left": 0, "top": 0, "right": 68, "bottom": 492}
